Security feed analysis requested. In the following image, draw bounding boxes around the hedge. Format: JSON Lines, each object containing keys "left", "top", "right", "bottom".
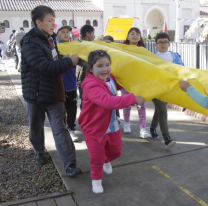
{"left": 150, "top": 29, "right": 175, "bottom": 42}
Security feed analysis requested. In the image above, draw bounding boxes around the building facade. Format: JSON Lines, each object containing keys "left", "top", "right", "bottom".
{"left": 103, "top": 0, "right": 200, "bottom": 40}
{"left": 0, "top": 0, "right": 103, "bottom": 45}
{"left": 0, "top": 0, "right": 202, "bottom": 44}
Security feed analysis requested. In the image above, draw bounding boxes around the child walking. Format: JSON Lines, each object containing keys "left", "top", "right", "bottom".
{"left": 56, "top": 24, "right": 78, "bottom": 142}
{"left": 150, "top": 32, "right": 184, "bottom": 148}
{"left": 78, "top": 50, "right": 145, "bottom": 194}
{"left": 122, "top": 27, "right": 151, "bottom": 138}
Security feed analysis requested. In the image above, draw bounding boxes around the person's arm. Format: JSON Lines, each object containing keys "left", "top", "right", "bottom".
{"left": 179, "top": 80, "right": 208, "bottom": 109}
{"left": 21, "top": 41, "right": 78, "bottom": 75}
{"left": 175, "top": 53, "right": 184, "bottom": 66}
{"left": 85, "top": 82, "right": 145, "bottom": 108}
{"left": 187, "top": 86, "right": 208, "bottom": 109}
{"left": 10, "top": 33, "right": 16, "bottom": 43}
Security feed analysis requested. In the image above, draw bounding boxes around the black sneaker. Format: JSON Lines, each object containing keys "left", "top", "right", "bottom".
{"left": 150, "top": 128, "right": 159, "bottom": 139}
{"left": 66, "top": 164, "right": 82, "bottom": 177}
{"left": 164, "top": 137, "right": 176, "bottom": 149}
{"left": 36, "top": 153, "right": 46, "bottom": 165}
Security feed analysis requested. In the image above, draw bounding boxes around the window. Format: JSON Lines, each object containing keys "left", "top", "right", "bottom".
{"left": 23, "top": 20, "right": 29, "bottom": 28}
{"left": 93, "top": 20, "right": 98, "bottom": 27}
{"left": 3, "top": 20, "right": 10, "bottom": 28}
{"left": 62, "top": 19, "right": 67, "bottom": 25}
{"left": 69, "top": 20, "right": 74, "bottom": 27}
{"left": 86, "top": 20, "right": 91, "bottom": 25}
{"left": 31, "top": 21, "right": 35, "bottom": 28}
{"left": 184, "top": 25, "right": 190, "bottom": 35}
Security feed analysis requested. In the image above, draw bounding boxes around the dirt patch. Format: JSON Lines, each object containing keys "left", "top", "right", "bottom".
{"left": 0, "top": 71, "right": 67, "bottom": 203}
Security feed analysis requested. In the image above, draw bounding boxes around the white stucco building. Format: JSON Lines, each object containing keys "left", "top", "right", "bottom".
{"left": 103, "top": 0, "right": 200, "bottom": 40}
{"left": 0, "top": 0, "right": 103, "bottom": 45}
{"left": 0, "top": 0, "right": 202, "bottom": 44}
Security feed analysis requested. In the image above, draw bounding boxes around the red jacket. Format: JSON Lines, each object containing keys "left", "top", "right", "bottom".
{"left": 78, "top": 73, "right": 136, "bottom": 141}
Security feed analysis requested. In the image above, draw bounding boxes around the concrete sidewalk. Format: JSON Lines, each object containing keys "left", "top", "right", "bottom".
{"left": 4, "top": 59, "right": 208, "bottom": 206}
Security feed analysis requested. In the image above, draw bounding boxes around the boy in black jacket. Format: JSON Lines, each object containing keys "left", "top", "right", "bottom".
{"left": 21, "top": 5, "right": 82, "bottom": 177}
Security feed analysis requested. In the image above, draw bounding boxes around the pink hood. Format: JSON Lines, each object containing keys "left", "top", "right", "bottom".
{"left": 78, "top": 73, "right": 136, "bottom": 141}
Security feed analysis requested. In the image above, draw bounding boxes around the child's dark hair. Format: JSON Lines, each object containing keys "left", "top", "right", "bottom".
{"left": 123, "top": 27, "right": 145, "bottom": 48}
{"left": 88, "top": 50, "right": 111, "bottom": 72}
{"left": 155, "top": 32, "right": 170, "bottom": 42}
{"left": 81, "top": 25, "right": 94, "bottom": 39}
{"left": 103, "top": 35, "right": 114, "bottom": 42}
{"left": 31, "top": 5, "right": 55, "bottom": 27}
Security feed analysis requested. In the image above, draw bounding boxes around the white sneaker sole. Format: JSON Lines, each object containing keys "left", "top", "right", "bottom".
{"left": 92, "top": 189, "right": 104, "bottom": 194}
{"left": 151, "top": 136, "right": 159, "bottom": 140}
{"left": 140, "top": 132, "right": 152, "bottom": 138}
{"left": 165, "top": 141, "right": 176, "bottom": 149}
{"left": 72, "top": 137, "right": 78, "bottom": 142}
{"left": 123, "top": 130, "right": 131, "bottom": 134}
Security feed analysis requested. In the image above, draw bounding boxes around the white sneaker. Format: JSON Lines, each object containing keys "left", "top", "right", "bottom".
{"left": 68, "top": 130, "right": 78, "bottom": 142}
{"left": 92, "top": 179, "right": 104, "bottom": 194}
{"left": 103, "top": 162, "right": 112, "bottom": 174}
{"left": 123, "top": 121, "right": 131, "bottom": 133}
{"left": 140, "top": 128, "right": 152, "bottom": 139}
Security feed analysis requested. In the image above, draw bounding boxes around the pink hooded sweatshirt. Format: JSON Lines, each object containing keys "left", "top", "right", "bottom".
{"left": 78, "top": 73, "right": 136, "bottom": 142}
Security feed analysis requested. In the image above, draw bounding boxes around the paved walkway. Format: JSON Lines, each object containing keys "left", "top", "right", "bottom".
{"left": 3, "top": 59, "right": 208, "bottom": 206}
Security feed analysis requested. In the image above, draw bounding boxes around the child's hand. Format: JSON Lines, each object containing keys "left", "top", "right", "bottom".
{"left": 135, "top": 96, "right": 145, "bottom": 105}
{"left": 179, "top": 80, "right": 191, "bottom": 92}
{"left": 63, "top": 54, "right": 70, "bottom": 58}
{"left": 70, "top": 54, "right": 79, "bottom": 65}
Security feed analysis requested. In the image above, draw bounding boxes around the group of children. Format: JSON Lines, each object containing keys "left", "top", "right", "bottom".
{"left": 22, "top": 5, "right": 205, "bottom": 195}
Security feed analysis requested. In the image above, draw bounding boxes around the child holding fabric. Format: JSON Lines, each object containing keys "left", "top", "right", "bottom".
{"left": 122, "top": 27, "right": 151, "bottom": 138}
{"left": 151, "top": 32, "right": 184, "bottom": 148}
{"left": 56, "top": 24, "right": 79, "bottom": 142}
{"left": 179, "top": 81, "right": 208, "bottom": 109}
{"left": 78, "top": 50, "right": 145, "bottom": 194}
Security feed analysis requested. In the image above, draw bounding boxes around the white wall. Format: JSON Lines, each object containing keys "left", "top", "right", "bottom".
{"left": 103, "top": 0, "right": 200, "bottom": 41}
{"left": 0, "top": 11, "right": 103, "bottom": 46}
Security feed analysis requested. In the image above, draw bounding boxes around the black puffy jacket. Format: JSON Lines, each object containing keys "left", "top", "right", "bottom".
{"left": 21, "top": 27, "right": 73, "bottom": 104}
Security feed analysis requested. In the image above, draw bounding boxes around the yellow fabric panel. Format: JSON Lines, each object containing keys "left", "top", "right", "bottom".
{"left": 57, "top": 40, "right": 208, "bottom": 116}
{"left": 104, "top": 18, "right": 135, "bottom": 40}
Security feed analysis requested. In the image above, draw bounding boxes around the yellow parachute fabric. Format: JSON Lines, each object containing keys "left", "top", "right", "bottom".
{"left": 57, "top": 40, "right": 208, "bottom": 116}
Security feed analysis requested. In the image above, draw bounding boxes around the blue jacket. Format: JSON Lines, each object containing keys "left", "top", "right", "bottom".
{"left": 57, "top": 42, "right": 77, "bottom": 90}
{"left": 169, "top": 51, "right": 184, "bottom": 66}
{"left": 62, "top": 64, "right": 77, "bottom": 90}
{"left": 154, "top": 51, "right": 184, "bottom": 66}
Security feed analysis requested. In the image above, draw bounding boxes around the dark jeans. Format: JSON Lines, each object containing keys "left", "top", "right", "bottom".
{"left": 65, "top": 90, "right": 77, "bottom": 130}
{"left": 78, "top": 86, "right": 83, "bottom": 110}
{"left": 150, "top": 98, "right": 170, "bottom": 139}
{"left": 27, "top": 101, "right": 76, "bottom": 171}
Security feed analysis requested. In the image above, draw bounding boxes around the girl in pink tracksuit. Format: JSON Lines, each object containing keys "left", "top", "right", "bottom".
{"left": 122, "top": 27, "right": 151, "bottom": 139}
{"left": 78, "top": 50, "right": 145, "bottom": 194}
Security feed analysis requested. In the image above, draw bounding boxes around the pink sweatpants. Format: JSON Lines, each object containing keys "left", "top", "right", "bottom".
{"left": 121, "top": 89, "right": 146, "bottom": 129}
{"left": 85, "top": 129, "right": 122, "bottom": 180}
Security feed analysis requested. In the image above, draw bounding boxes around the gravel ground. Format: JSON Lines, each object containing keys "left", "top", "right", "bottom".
{"left": 0, "top": 71, "right": 67, "bottom": 203}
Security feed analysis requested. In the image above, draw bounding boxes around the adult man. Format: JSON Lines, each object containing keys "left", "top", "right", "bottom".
{"left": 11, "top": 27, "right": 25, "bottom": 72}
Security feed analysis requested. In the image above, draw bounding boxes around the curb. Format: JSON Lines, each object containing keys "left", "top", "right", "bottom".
{"left": 167, "top": 103, "right": 208, "bottom": 122}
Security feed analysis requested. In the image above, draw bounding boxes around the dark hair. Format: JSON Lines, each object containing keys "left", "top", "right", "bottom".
{"left": 81, "top": 25, "right": 94, "bottom": 39}
{"left": 103, "top": 35, "right": 114, "bottom": 42}
{"left": 123, "top": 27, "right": 145, "bottom": 47}
{"left": 12, "top": 30, "right": 16, "bottom": 33}
{"left": 20, "top": 27, "right": 24, "bottom": 31}
{"left": 31, "top": 5, "right": 55, "bottom": 27}
{"left": 155, "top": 32, "right": 170, "bottom": 42}
{"left": 88, "top": 50, "right": 111, "bottom": 72}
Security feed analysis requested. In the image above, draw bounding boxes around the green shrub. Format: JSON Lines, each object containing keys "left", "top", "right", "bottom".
{"left": 150, "top": 29, "right": 175, "bottom": 42}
